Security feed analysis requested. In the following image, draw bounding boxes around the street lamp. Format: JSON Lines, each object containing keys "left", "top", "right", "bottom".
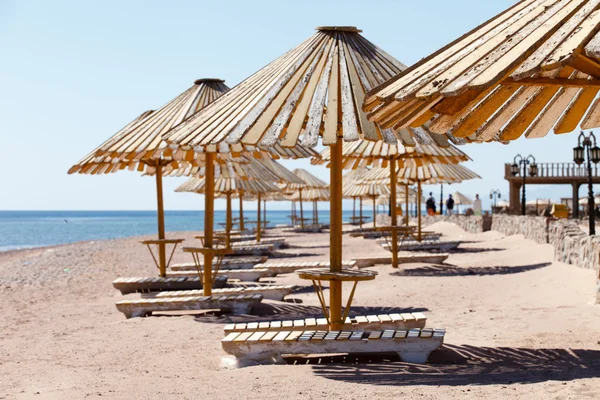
{"left": 489, "top": 189, "right": 501, "bottom": 213}
{"left": 511, "top": 154, "right": 537, "bottom": 216}
{"left": 574, "top": 131, "right": 600, "bottom": 235}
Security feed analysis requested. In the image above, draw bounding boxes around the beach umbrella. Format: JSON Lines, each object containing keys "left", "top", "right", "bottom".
{"left": 163, "top": 26, "right": 413, "bottom": 330}
{"left": 365, "top": 1, "right": 600, "bottom": 142}
{"left": 314, "top": 128, "right": 471, "bottom": 266}
{"left": 68, "top": 79, "right": 230, "bottom": 277}
{"left": 342, "top": 167, "right": 370, "bottom": 227}
{"left": 452, "top": 191, "right": 473, "bottom": 205}
{"left": 280, "top": 169, "right": 328, "bottom": 229}
{"left": 497, "top": 200, "right": 510, "bottom": 208}
{"left": 451, "top": 191, "right": 473, "bottom": 214}
{"left": 360, "top": 162, "right": 481, "bottom": 240}
{"left": 578, "top": 195, "right": 600, "bottom": 205}
{"left": 343, "top": 181, "right": 397, "bottom": 230}
{"left": 286, "top": 188, "right": 330, "bottom": 224}
{"left": 176, "top": 157, "right": 295, "bottom": 245}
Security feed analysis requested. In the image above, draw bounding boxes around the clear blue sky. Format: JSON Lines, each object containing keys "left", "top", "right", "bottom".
{"left": 0, "top": 0, "right": 590, "bottom": 211}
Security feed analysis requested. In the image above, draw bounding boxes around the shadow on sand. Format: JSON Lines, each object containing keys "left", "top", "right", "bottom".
{"left": 447, "top": 247, "right": 505, "bottom": 254}
{"left": 307, "top": 344, "right": 600, "bottom": 386}
{"left": 391, "top": 262, "right": 551, "bottom": 277}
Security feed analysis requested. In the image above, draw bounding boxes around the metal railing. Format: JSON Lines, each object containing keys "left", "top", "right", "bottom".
{"left": 505, "top": 163, "right": 600, "bottom": 178}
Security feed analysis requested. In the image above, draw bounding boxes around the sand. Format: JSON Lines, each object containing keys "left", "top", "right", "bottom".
{"left": 1, "top": 221, "right": 600, "bottom": 399}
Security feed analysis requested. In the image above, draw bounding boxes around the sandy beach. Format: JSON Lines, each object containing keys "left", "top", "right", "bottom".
{"left": 1, "top": 221, "right": 600, "bottom": 399}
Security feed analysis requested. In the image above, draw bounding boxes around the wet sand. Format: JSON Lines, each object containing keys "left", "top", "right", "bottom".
{"left": 1, "top": 221, "right": 599, "bottom": 399}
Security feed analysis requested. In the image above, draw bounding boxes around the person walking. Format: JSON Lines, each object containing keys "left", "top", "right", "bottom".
{"left": 426, "top": 192, "right": 436, "bottom": 216}
{"left": 446, "top": 194, "right": 455, "bottom": 216}
{"left": 473, "top": 194, "right": 482, "bottom": 216}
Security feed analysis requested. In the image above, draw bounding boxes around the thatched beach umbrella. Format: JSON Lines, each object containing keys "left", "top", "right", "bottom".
{"left": 68, "top": 79, "right": 231, "bottom": 277}
{"left": 365, "top": 1, "right": 600, "bottom": 142}
{"left": 342, "top": 167, "right": 370, "bottom": 227}
{"left": 314, "top": 128, "right": 471, "bottom": 266}
{"left": 452, "top": 191, "right": 473, "bottom": 214}
{"left": 280, "top": 169, "right": 328, "bottom": 229}
{"left": 343, "top": 181, "right": 392, "bottom": 229}
{"left": 175, "top": 157, "right": 291, "bottom": 245}
{"left": 163, "top": 26, "right": 414, "bottom": 329}
{"left": 360, "top": 162, "right": 481, "bottom": 240}
{"left": 286, "top": 188, "right": 330, "bottom": 225}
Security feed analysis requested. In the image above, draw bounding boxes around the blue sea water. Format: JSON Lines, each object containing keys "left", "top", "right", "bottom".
{"left": 0, "top": 210, "right": 379, "bottom": 252}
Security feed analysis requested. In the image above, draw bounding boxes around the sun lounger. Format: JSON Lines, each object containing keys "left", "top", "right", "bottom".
{"left": 222, "top": 327, "right": 445, "bottom": 365}
{"left": 254, "top": 260, "right": 358, "bottom": 277}
{"left": 352, "top": 254, "right": 449, "bottom": 268}
{"left": 352, "top": 230, "right": 442, "bottom": 240}
{"left": 223, "top": 312, "right": 427, "bottom": 334}
{"left": 170, "top": 256, "right": 267, "bottom": 271}
{"left": 167, "top": 269, "right": 269, "bottom": 282}
{"left": 379, "top": 240, "right": 460, "bottom": 252}
{"left": 112, "top": 276, "right": 228, "bottom": 295}
{"left": 228, "top": 244, "right": 275, "bottom": 256}
{"left": 232, "top": 237, "right": 286, "bottom": 249}
{"left": 115, "top": 294, "right": 263, "bottom": 318}
{"left": 146, "top": 285, "right": 294, "bottom": 301}
{"left": 293, "top": 224, "right": 325, "bottom": 233}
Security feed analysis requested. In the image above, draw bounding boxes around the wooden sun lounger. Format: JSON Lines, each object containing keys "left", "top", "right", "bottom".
{"left": 293, "top": 224, "right": 325, "bottom": 233}
{"left": 352, "top": 254, "right": 449, "bottom": 268}
{"left": 112, "top": 276, "right": 228, "bottom": 295}
{"left": 167, "top": 269, "right": 270, "bottom": 282}
{"left": 115, "top": 294, "right": 263, "bottom": 318}
{"left": 224, "top": 312, "right": 427, "bottom": 334}
{"left": 232, "top": 237, "right": 285, "bottom": 249}
{"left": 353, "top": 230, "right": 442, "bottom": 240}
{"left": 228, "top": 244, "right": 275, "bottom": 256}
{"left": 146, "top": 285, "right": 294, "bottom": 301}
{"left": 254, "top": 260, "right": 358, "bottom": 277}
{"left": 171, "top": 256, "right": 267, "bottom": 271}
{"left": 380, "top": 240, "right": 460, "bottom": 252}
{"left": 222, "top": 328, "right": 445, "bottom": 365}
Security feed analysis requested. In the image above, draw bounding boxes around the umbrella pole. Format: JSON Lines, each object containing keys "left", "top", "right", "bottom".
{"left": 353, "top": 197, "right": 356, "bottom": 222}
{"left": 263, "top": 199, "right": 267, "bottom": 232}
{"left": 390, "top": 158, "right": 398, "bottom": 269}
{"left": 155, "top": 164, "right": 167, "bottom": 278}
{"left": 417, "top": 181, "right": 422, "bottom": 242}
{"left": 373, "top": 196, "right": 376, "bottom": 229}
{"left": 405, "top": 184, "right": 409, "bottom": 227}
{"left": 226, "top": 192, "right": 232, "bottom": 248}
{"left": 239, "top": 194, "right": 244, "bottom": 232}
{"left": 203, "top": 153, "right": 215, "bottom": 296}
{"left": 359, "top": 197, "right": 363, "bottom": 230}
{"left": 315, "top": 200, "right": 319, "bottom": 225}
{"left": 257, "top": 193, "right": 262, "bottom": 242}
{"left": 299, "top": 189, "right": 304, "bottom": 230}
{"left": 329, "top": 137, "right": 343, "bottom": 330}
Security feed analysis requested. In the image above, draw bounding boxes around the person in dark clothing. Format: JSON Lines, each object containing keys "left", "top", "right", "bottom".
{"left": 426, "top": 192, "right": 436, "bottom": 216}
{"left": 446, "top": 194, "right": 455, "bottom": 216}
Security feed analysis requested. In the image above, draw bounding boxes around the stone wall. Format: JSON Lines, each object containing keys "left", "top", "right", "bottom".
{"left": 491, "top": 215, "right": 549, "bottom": 244}
{"left": 401, "top": 214, "right": 600, "bottom": 303}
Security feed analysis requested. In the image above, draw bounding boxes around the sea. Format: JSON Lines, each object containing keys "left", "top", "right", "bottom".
{"left": 0, "top": 210, "right": 379, "bottom": 252}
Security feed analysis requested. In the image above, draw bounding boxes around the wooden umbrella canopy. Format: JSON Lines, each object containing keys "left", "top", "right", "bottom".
{"left": 341, "top": 167, "right": 370, "bottom": 227}
{"left": 365, "top": 0, "right": 600, "bottom": 142}
{"left": 279, "top": 169, "right": 328, "bottom": 229}
{"left": 68, "top": 79, "right": 231, "bottom": 278}
{"left": 452, "top": 191, "right": 473, "bottom": 205}
{"left": 163, "top": 26, "right": 412, "bottom": 330}
{"left": 69, "top": 77, "right": 316, "bottom": 293}
{"left": 175, "top": 157, "right": 292, "bottom": 244}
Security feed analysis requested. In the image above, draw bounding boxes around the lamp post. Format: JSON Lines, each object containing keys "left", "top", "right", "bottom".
{"left": 573, "top": 131, "right": 600, "bottom": 235}
{"left": 489, "top": 189, "right": 501, "bottom": 214}
{"left": 511, "top": 154, "right": 537, "bottom": 216}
